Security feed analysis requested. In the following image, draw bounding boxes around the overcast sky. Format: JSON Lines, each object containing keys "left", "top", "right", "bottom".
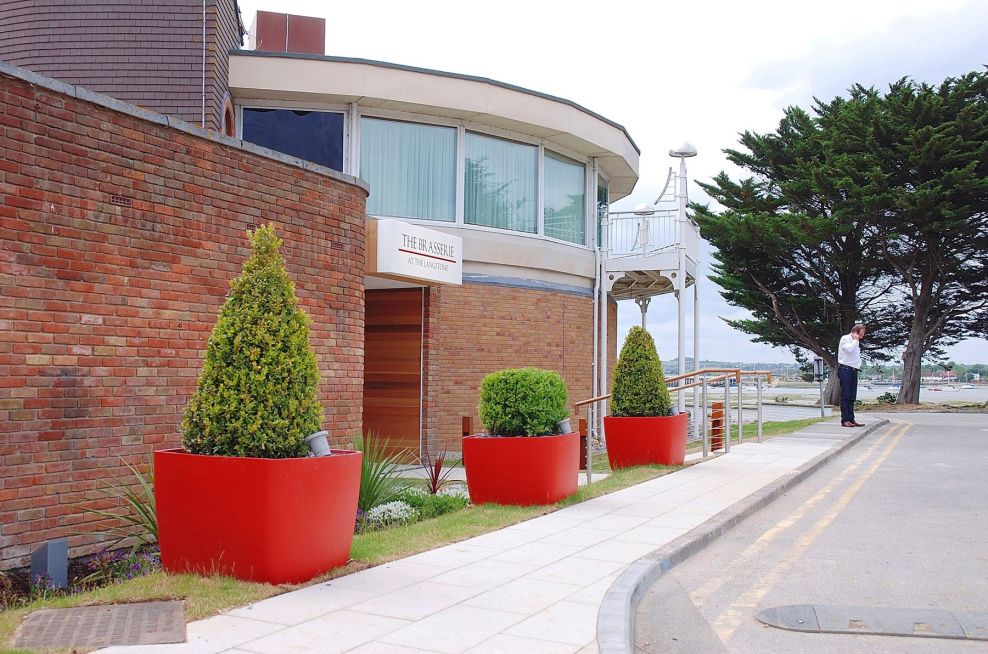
{"left": 236, "top": 0, "right": 988, "bottom": 364}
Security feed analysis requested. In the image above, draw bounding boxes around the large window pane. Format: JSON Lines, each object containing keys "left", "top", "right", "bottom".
{"left": 465, "top": 133, "right": 537, "bottom": 233}
{"left": 360, "top": 118, "right": 456, "bottom": 221}
{"left": 242, "top": 108, "right": 344, "bottom": 172}
{"left": 544, "top": 152, "right": 586, "bottom": 244}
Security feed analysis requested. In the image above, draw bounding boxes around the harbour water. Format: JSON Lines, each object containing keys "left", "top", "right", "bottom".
{"left": 766, "top": 384, "right": 987, "bottom": 404}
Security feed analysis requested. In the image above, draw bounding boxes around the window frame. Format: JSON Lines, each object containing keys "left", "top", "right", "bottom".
{"left": 236, "top": 100, "right": 351, "bottom": 173}
{"left": 358, "top": 114, "right": 459, "bottom": 223}
{"left": 542, "top": 148, "right": 588, "bottom": 246}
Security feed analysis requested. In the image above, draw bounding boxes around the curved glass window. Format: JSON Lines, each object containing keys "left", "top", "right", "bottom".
{"left": 360, "top": 118, "right": 456, "bottom": 221}
{"left": 544, "top": 151, "right": 586, "bottom": 244}
{"left": 242, "top": 108, "right": 344, "bottom": 171}
{"left": 464, "top": 132, "right": 537, "bottom": 233}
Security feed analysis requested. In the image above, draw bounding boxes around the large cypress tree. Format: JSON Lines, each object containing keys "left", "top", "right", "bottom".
{"left": 694, "top": 69, "right": 988, "bottom": 403}
{"left": 182, "top": 224, "right": 321, "bottom": 458}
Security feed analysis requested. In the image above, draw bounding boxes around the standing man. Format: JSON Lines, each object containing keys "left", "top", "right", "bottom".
{"left": 837, "top": 324, "right": 867, "bottom": 427}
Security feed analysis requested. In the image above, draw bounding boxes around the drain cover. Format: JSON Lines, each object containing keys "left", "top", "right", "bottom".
{"left": 757, "top": 604, "right": 988, "bottom": 641}
{"left": 13, "top": 601, "right": 185, "bottom": 649}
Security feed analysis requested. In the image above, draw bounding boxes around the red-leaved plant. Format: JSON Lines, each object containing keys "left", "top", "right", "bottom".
{"left": 420, "top": 449, "right": 461, "bottom": 495}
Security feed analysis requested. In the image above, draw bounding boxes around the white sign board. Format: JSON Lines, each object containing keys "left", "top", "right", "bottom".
{"left": 367, "top": 218, "right": 462, "bottom": 286}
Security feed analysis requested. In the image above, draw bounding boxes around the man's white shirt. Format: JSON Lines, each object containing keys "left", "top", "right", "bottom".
{"left": 838, "top": 333, "right": 862, "bottom": 369}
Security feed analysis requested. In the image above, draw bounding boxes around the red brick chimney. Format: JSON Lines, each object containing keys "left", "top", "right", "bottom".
{"left": 249, "top": 11, "right": 326, "bottom": 56}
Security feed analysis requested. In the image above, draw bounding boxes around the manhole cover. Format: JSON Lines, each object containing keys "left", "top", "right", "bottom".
{"left": 13, "top": 600, "right": 185, "bottom": 649}
{"left": 757, "top": 604, "right": 988, "bottom": 641}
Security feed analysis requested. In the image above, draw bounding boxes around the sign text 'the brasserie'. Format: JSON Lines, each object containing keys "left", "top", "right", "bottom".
{"left": 402, "top": 233, "right": 456, "bottom": 260}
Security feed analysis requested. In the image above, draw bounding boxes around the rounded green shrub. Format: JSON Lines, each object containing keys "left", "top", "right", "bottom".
{"left": 181, "top": 224, "right": 321, "bottom": 458}
{"left": 478, "top": 368, "right": 569, "bottom": 437}
{"left": 611, "top": 326, "right": 672, "bottom": 417}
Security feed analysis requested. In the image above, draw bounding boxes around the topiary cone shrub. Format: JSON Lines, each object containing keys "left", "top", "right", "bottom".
{"left": 477, "top": 368, "right": 569, "bottom": 436}
{"left": 181, "top": 224, "right": 321, "bottom": 458}
{"left": 611, "top": 326, "right": 672, "bottom": 417}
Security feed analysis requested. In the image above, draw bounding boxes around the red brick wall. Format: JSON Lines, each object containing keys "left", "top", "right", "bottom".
{"left": 0, "top": 0, "right": 243, "bottom": 131}
{"left": 421, "top": 284, "right": 616, "bottom": 453}
{"left": 0, "top": 67, "right": 367, "bottom": 569}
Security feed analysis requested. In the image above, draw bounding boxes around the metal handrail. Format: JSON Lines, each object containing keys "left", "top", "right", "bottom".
{"left": 573, "top": 368, "right": 774, "bottom": 470}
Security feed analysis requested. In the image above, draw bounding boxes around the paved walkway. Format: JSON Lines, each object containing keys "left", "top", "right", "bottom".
{"left": 98, "top": 420, "right": 861, "bottom": 654}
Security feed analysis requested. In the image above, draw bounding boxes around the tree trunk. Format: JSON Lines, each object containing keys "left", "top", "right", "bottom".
{"left": 824, "top": 372, "right": 841, "bottom": 406}
{"left": 897, "top": 296, "right": 930, "bottom": 404}
{"left": 898, "top": 340, "right": 924, "bottom": 404}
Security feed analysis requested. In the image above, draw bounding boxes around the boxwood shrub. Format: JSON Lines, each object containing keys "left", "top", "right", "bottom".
{"left": 611, "top": 326, "right": 672, "bottom": 417}
{"left": 478, "top": 368, "right": 569, "bottom": 436}
{"left": 181, "top": 225, "right": 321, "bottom": 458}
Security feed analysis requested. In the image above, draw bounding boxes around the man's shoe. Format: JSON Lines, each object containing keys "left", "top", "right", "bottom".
{"left": 842, "top": 421, "right": 855, "bottom": 427}
{"left": 852, "top": 421, "right": 865, "bottom": 427}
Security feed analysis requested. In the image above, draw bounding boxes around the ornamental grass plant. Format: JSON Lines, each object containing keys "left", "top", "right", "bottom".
{"left": 611, "top": 326, "right": 673, "bottom": 417}
{"left": 181, "top": 224, "right": 321, "bottom": 458}
{"left": 477, "top": 368, "right": 568, "bottom": 436}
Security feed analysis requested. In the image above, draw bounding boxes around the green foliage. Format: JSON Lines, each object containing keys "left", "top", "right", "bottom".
{"left": 477, "top": 368, "right": 569, "bottom": 436}
{"left": 182, "top": 224, "right": 321, "bottom": 459}
{"left": 397, "top": 488, "right": 469, "bottom": 519}
{"left": 77, "top": 456, "right": 157, "bottom": 553}
{"left": 693, "top": 68, "right": 988, "bottom": 404}
{"left": 353, "top": 433, "right": 412, "bottom": 512}
{"left": 877, "top": 392, "right": 898, "bottom": 405}
{"left": 611, "top": 327, "right": 672, "bottom": 417}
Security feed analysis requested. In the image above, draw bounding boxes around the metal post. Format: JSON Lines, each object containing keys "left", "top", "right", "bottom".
{"left": 722, "top": 381, "right": 731, "bottom": 453}
{"left": 676, "top": 158, "right": 688, "bottom": 415}
{"left": 693, "top": 280, "right": 700, "bottom": 449}
{"left": 819, "top": 378, "right": 825, "bottom": 418}
{"left": 737, "top": 376, "right": 743, "bottom": 445}
{"left": 701, "top": 377, "right": 709, "bottom": 457}
{"left": 635, "top": 297, "right": 650, "bottom": 329}
{"left": 756, "top": 377, "right": 763, "bottom": 442}
{"left": 599, "top": 211, "right": 610, "bottom": 462}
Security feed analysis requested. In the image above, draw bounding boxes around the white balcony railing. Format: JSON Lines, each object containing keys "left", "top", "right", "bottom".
{"left": 604, "top": 209, "right": 700, "bottom": 264}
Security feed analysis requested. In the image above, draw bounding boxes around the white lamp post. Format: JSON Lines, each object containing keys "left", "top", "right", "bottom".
{"left": 669, "top": 143, "right": 697, "bottom": 414}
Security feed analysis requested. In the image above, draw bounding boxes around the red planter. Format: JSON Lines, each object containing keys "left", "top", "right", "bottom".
{"left": 604, "top": 413, "right": 688, "bottom": 468}
{"left": 155, "top": 448, "right": 361, "bottom": 585}
{"left": 462, "top": 432, "right": 579, "bottom": 506}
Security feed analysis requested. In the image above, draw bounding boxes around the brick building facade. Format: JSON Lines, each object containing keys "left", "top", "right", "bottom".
{"left": 422, "top": 285, "right": 617, "bottom": 454}
{"left": 0, "top": 63, "right": 368, "bottom": 569}
{"left": 0, "top": 0, "right": 243, "bottom": 132}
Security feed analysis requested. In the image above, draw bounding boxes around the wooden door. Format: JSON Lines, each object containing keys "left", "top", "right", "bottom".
{"left": 363, "top": 288, "right": 423, "bottom": 461}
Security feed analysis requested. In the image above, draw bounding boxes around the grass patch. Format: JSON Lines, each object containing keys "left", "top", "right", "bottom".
{"left": 0, "top": 463, "right": 676, "bottom": 653}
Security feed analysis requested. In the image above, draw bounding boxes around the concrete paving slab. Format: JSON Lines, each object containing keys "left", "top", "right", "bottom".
{"left": 505, "top": 600, "right": 600, "bottom": 647}
{"left": 376, "top": 605, "right": 524, "bottom": 654}
{"left": 465, "top": 633, "right": 581, "bottom": 653}
{"left": 238, "top": 610, "right": 409, "bottom": 654}
{"left": 463, "top": 577, "right": 583, "bottom": 615}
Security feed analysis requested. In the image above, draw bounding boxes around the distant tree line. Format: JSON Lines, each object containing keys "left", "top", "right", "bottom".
{"left": 693, "top": 68, "right": 988, "bottom": 404}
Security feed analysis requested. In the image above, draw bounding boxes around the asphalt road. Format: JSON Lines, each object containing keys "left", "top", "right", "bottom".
{"left": 635, "top": 413, "right": 988, "bottom": 653}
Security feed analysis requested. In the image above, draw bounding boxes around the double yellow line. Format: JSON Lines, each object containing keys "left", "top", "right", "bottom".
{"left": 694, "top": 420, "right": 911, "bottom": 643}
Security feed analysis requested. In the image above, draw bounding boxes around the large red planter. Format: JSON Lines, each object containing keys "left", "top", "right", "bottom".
{"left": 604, "top": 413, "right": 688, "bottom": 468}
{"left": 155, "top": 448, "right": 361, "bottom": 585}
{"left": 462, "top": 432, "right": 579, "bottom": 506}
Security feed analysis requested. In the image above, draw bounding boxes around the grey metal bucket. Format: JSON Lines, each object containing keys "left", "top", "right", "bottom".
{"left": 305, "top": 430, "right": 332, "bottom": 457}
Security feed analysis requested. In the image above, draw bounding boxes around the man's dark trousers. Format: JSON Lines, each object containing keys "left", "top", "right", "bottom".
{"left": 838, "top": 364, "right": 858, "bottom": 424}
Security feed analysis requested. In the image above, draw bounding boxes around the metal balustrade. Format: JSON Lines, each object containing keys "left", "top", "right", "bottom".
{"left": 573, "top": 368, "right": 773, "bottom": 484}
